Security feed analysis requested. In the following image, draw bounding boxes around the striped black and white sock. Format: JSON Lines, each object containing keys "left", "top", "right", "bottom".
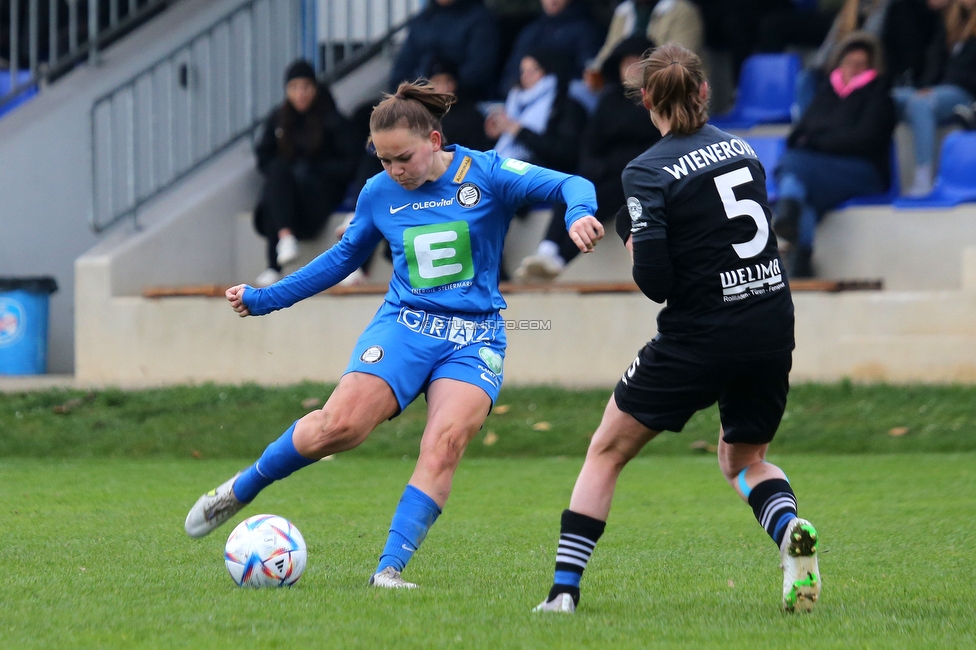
{"left": 547, "top": 509, "right": 606, "bottom": 605}
{"left": 747, "top": 478, "right": 798, "bottom": 547}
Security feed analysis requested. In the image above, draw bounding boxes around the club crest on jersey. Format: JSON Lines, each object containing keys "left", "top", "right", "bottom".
{"left": 360, "top": 345, "right": 384, "bottom": 364}
{"left": 627, "top": 197, "right": 642, "bottom": 222}
{"left": 456, "top": 182, "right": 482, "bottom": 208}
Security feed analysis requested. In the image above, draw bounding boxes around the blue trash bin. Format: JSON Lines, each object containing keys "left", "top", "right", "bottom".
{"left": 0, "top": 277, "right": 58, "bottom": 375}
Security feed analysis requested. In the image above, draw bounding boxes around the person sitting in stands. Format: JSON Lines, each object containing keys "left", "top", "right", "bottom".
{"left": 486, "top": 47, "right": 588, "bottom": 171}
{"left": 893, "top": 0, "right": 976, "bottom": 195}
{"left": 388, "top": 0, "right": 499, "bottom": 100}
{"left": 772, "top": 32, "right": 896, "bottom": 278}
{"left": 584, "top": 0, "right": 704, "bottom": 92}
{"left": 252, "top": 60, "right": 360, "bottom": 287}
{"left": 515, "top": 36, "right": 662, "bottom": 282}
{"left": 791, "top": 0, "right": 893, "bottom": 119}
{"left": 497, "top": 0, "right": 602, "bottom": 96}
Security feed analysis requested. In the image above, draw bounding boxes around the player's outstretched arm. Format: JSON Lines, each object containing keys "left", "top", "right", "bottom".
{"left": 569, "top": 216, "right": 604, "bottom": 253}
{"left": 226, "top": 284, "right": 251, "bottom": 317}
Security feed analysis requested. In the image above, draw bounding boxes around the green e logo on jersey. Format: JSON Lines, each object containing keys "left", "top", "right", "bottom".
{"left": 501, "top": 158, "right": 531, "bottom": 175}
{"left": 403, "top": 221, "right": 475, "bottom": 289}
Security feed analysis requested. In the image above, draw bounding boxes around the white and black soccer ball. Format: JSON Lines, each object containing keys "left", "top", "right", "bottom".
{"left": 224, "top": 514, "right": 307, "bottom": 588}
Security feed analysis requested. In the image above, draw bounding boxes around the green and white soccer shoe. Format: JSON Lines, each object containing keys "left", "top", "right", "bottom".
{"left": 184, "top": 472, "right": 245, "bottom": 538}
{"left": 532, "top": 593, "right": 576, "bottom": 614}
{"left": 780, "top": 518, "right": 821, "bottom": 612}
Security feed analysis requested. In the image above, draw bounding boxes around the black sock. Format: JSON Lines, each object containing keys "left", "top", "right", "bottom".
{"left": 747, "top": 479, "right": 798, "bottom": 547}
{"left": 548, "top": 509, "right": 606, "bottom": 605}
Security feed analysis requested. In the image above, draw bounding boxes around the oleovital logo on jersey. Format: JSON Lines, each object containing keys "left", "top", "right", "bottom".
{"left": 0, "top": 298, "right": 25, "bottom": 347}
{"left": 411, "top": 198, "right": 454, "bottom": 211}
{"left": 456, "top": 183, "right": 482, "bottom": 208}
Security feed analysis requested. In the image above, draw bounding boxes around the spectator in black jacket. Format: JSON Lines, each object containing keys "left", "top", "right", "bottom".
{"left": 893, "top": 0, "right": 976, "bottom": 195}
{"left": 252, "top": 61, "right": 360, "bottom": 287}
{"left": 388, "top": 0, "right": 499, "bottom": 100}
{"left": 497, "top": 0, "right": 602, "bottom": 96}
{"left": 514, "top": 36, "right": 661, "bottom": 282}
{"left": 772, "top": 32, "right": 896, "bottom": 277}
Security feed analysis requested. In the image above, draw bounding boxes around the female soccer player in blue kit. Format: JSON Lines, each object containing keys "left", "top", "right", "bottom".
{"left": 185, "top": 80, "right": 604, "bottom": 588}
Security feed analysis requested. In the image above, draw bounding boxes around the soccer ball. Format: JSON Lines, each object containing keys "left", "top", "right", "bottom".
{"left": 224, "top": 514, "right": 307, "bottom": 588}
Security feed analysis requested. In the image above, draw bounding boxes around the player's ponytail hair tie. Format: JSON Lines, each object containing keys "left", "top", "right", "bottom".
{"left": 370, "top": 79, "right": 457, "bottom": 138}
{"left": 626, "top": 43, "right": 709, "bottom": 136}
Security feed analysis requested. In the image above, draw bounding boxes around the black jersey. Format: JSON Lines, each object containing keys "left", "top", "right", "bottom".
{"left": 623, "top": 124, "right": 794, "bottom": 359}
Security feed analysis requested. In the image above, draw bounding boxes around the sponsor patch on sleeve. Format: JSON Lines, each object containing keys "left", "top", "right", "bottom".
{"left": 501, "top": 158, "right": 531, "bottom": 175}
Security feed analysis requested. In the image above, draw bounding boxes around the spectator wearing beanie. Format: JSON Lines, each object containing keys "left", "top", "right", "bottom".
{"left": 252, "top": 60, "right": 361, "bottom": 287}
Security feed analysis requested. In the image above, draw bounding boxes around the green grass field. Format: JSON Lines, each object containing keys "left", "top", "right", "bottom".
{"left": 2, "top": 385, "right": 975, "bottom": 648}
{"left": 2, "top": 455, "right": 975, "bottom": 648}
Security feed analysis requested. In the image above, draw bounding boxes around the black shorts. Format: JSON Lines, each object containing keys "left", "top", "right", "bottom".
{"left": 613, "top": 341, "right": 792, "bottom": 445}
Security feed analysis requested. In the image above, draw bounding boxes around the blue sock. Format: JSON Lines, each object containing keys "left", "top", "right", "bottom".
{"left": 376, "top": 485, "right": 442, "bottom": 573}
{"left": 232, "top": 422, "right": 315, "bottom": 503}
{"left": 554, "top": 570, "right": 582, "bottom": 589}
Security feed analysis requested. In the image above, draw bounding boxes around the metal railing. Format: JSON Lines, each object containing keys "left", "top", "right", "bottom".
{"left": 1, "top": 0, "right": 170, "bottom": 112}
{"left": 89, "top": 0, "right": 422, "bottom": 232}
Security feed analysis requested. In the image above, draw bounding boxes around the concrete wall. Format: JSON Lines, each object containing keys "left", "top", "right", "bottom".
{"left": 0, "top": 0, "right": 284, "bottom": 373}
{"left": 815, "top": 204, "right": 976, "bottom": 290}
{"left": 75, "top": 257, "right": 976, "bottom": 387}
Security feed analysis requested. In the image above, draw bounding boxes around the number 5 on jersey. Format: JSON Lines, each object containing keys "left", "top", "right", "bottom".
{"left": 714, "top": 167, "right": 769, "bottom": 259}
{"left": 403, "top": 221, "right": 475, "bottom": 289}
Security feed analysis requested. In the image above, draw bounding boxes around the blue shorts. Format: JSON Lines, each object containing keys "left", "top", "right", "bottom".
{"left": 344, "top": 301, "right": 507, "bottom": 412}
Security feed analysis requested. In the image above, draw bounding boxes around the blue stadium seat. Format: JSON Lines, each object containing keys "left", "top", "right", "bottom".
{"left": 744, "top": 135, "right": 787, "bottom": 201}
{"left": 0, "top": 70, "right": 38, "bottom": 118}
{"left": 838, "top": 142, "right": 901, "bottom": 207}
{"left": 894, "top": 131, "right": 976, "bottom": 208}
{"left": 710, "top": 54, "right": 801, "bottom": 130}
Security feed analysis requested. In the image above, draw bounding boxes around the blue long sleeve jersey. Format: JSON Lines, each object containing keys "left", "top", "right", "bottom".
{"left": 243, "top": 146, "right": 597, "bottom": 315}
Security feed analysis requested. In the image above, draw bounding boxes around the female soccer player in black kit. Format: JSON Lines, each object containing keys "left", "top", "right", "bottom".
{"left": 534, "top": 44, "right": 821, "bottom": 614}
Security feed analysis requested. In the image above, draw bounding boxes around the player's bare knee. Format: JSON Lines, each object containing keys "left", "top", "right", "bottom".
{"left": 420, "top": 427, "right": 471, "bottom": 474}
{"left": 587, "top": 436, "right": 636, "bottom": 471}
{"left": 303, "top": 408, "right": 367, "bottom": 454}
{"left": 718, "top": 449, "right": 764, "bottom": 485}
{"left": 717, "top": 455, "right": 738, "bottom": 483}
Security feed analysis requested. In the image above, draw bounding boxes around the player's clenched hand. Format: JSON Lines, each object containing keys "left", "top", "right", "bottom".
{"left": 569, "top": 216, "right": 604, "bottom": 253}
{"left": 225, "top": 284, "right": 251, "bottom": 317}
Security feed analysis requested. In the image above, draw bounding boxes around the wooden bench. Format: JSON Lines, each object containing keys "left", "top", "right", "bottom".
{"left": 142, "top": 279, "right": 883, "bottom": 299}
